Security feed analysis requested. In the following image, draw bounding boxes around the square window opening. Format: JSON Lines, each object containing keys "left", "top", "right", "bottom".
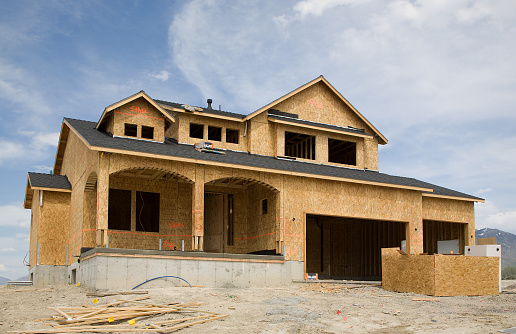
{"left": 226, "top": 128, "right": 239, "bottom": 144}
{"left": 124, "top": 123, "right": 137, "bottom": 137}
{"left": 285, "top": 131, "right": 316, "bottom": 160}
{"left": 136, "top": 191, "right": 160, "bottom": 232}
{"left": 208, "top": 126, "right": 222, "bottom": 141}
{"left": 141, "top": 126, "right": 154, "bottom": 140}
{"left": 328, "top": 139, "right": 356, "bottom": 165}
{"left": 262, "top": 198, "right": 268, "bottom": 215}
{"left": 190, "top": 123, "right": 204, "bottom": 139}
{"left": 108, "top": 189, "right": 132, "bottom": 230}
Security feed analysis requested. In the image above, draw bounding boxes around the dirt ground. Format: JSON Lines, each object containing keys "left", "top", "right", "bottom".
{"left": 1, "top": 280, "right": 515, "bottom": 334}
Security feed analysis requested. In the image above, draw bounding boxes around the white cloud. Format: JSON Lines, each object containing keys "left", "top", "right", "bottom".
{"left": 0, "top": 132, "right": 59, "bottom": 166}
{"left": 0, "top": 264, "right": 6, "bottom": 272}
{"left": 293, "top": 0, "right": 367, "bottom": 19}
{"left": 476, "top": 200, "right": 516, "bottom": 235}
{"left": 1, "top": 247, "right": 16, "bottom": 253}
{"left": 33, "top": 132, "right": 59, "bottom": 148}
{"left": 152, "top": 70, "right": 170, "bottom": 82}
{"left": 0, "top": 140, "right": 25, "bottom": 162}
{"left": 0, "top": 204, "right": 31, "bottom": 227}
{"left": 476, "top": 188, "right": 493, "bottom": 195}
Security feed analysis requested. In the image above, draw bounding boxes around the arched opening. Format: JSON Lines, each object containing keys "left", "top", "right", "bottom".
{"left": 106, "top": 167, "right": 193, "bottom": 251}
{"left": 83, "top": 172, "right": 97, "bottom": 249}
{"left": 204, "top": 177, "right": 279, "bottom": 255}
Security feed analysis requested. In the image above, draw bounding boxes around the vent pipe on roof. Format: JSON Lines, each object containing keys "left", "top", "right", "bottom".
{"left": 207, "top": 99, "right": 213, "bottom": 110}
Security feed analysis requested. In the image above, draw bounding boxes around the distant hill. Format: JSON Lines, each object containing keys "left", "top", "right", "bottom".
{"left": 476, "top": 228, "right": 516, "bottom": 268}
{"left": 0, "top": 275, "right": 29, "bottom": 286}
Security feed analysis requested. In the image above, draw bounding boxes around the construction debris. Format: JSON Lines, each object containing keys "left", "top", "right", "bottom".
{"left": 12, "top": 296, "right": 228, "bottom": 333}
{"left": 299, "top": 283, "right": 378, "bottom": 293}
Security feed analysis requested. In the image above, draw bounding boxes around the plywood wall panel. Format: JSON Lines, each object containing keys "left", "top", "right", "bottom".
{"left": 38, "top": 191, "right": 70, "bottom": 266}
{"left": 112, "top": 97, "right": 165, "bottom": 142}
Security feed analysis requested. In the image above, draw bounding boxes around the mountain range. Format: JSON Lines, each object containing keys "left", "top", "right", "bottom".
{"left": 476, "top": 227, "right": 516, "bottom": 268}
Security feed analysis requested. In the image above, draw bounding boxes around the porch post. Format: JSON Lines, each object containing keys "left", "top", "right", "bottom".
{"left": 192, "top": 165, "right": 205, "bottom": 251}
{"left": 96, "top": 152, "right": 109, "bottom": 247}
{"left": 275, "top": 180, "right": 284, "bottom": 255}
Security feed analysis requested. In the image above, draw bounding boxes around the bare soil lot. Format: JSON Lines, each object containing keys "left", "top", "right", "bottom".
{"left": 1, "top": 281, "right": 515, "bottom": 334}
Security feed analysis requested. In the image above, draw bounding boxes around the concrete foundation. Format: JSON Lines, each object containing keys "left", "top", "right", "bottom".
{"left": 28, "top": 265, "right": 68, "bottom": 287}
{"left": 78, "top": 248, "right": 304, "bottom": 291}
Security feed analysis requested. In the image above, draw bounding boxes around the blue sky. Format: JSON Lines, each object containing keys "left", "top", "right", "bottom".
{"left": 1, "top": 0, "right": 515, "bottom": 279}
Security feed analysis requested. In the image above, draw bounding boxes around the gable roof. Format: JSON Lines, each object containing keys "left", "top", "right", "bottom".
{"left": 244, "top": 76, "right": 388, "bottom": 145}
{"left": 63, "top": 117, "right": 483, "bottom": 202}
{"left": 156, "top": 100, "right": 246, "bottom": 121}
{"left": 96, "top": 91, "right": 175, "bottom": 130}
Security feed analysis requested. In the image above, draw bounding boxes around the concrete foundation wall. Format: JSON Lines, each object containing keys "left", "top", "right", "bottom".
{"left": 78, "top": 248, "right": 303, "bottom": 291}
{"left": 29, "top": 265, "right": 68, "bottom": 287}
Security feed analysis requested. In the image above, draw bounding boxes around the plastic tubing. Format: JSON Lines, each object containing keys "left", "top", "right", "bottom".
{"left": 131, "top": 275, "right": 192, "bottom": 290}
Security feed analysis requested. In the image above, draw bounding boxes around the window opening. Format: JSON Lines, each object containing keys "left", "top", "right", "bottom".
{"left": 141, "top": 126, "right": 154, "bottom": 139}
{"left": 124, "top": 123, "right": 137, "bottom": 137}
{"left": 136, "top": 191, "right": 160, "bottom": 232}
{"left": 262, "top": 198, "right": 268, "bottom": 215}
{"left": 208, "top": 126, "right": 222, "bottom": 141}
{"left": 190, "top": 123, "right": 204, "bottom": 139}
{"left": 328, "top": 139, "right": 356, "bottom": 165}
{"left": 285, "top": 131, "right": 316, "bottom": 160}
{"left": 226, "top": 128, "right": 239, "bottom": 144}
{"left": 108, "top": 189, "right": 132, "bottom": 230}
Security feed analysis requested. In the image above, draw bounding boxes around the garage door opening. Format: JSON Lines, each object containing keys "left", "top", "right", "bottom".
{"left": 423, "top": 220, "right": 466, "bottom": 255}
{"left": 306, "top": 215, "right": 407, "bottom": 280}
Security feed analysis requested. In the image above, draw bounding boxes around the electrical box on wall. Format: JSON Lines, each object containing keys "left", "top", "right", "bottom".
{"left": 465, "top": 245, "right": 501, "bottom": 293}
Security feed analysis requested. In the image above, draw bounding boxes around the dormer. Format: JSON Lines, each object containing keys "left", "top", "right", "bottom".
{"left": 244, "top": 76, "right": 387, "bottom": 171}
{"left": 96, "top": 91, "right": 175, "bottom": 143}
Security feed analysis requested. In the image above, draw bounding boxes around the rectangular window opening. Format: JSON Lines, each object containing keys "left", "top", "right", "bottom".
{"left": 208, "top": 126, "right": 222, "bottom": 141}
{"left": 108, "top": 189, "right": 132, "bottom": 230}
{"left": 124, "top": 123, "right": 137, "bottom": 137}
{"left": 262, "top": 198, "right": 268, "bottom": 215}
{"left": 141, "top": 126, "right": 154, "bottom": 140}
{"left": 226, "top": 128, "right": 239, "bottom": 144}
{"left": 190, "top": 123, "right": 204, "bottom": 139}
{"left": 285, "top": 131, "right": 316, "bottom": 160}
{"left": 328, "top": 139, "right": 356, "bottom": 165}
{"left": 136, "top": 191, "right": 160, "bottom": 232}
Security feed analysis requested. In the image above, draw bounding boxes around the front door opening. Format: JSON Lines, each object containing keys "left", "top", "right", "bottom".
{"left": 306, "top": 215, "right": 406, "bottom": 280}
{"left": 204, "top": 193, "right": 224, "bottom": 252}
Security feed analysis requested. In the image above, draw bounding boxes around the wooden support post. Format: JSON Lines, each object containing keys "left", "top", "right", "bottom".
{"left": 192, "top": 166, "right": 204, "bottom": 251}
{"left": 96, "top": 152, "right": 110, "bottom": 247}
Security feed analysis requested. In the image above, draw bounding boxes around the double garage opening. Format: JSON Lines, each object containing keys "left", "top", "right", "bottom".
{"left": 306, "top": 215, "right": 407, "bottom": 280}
{"left": 306, "top": 215, "right": 468, "bottom": 280}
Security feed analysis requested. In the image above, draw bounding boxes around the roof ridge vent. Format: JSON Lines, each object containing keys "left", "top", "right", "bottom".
{"left": 207, "top": 99, "right": 213, "bottom": 110}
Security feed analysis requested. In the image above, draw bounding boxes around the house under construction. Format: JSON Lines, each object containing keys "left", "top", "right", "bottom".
{"left": 23, "top": 76, "right": 484, "bottom": 290}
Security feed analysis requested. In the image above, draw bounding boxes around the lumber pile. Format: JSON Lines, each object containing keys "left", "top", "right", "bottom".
{"left": 12, "top": 296, "right": 228, "bottom": 333}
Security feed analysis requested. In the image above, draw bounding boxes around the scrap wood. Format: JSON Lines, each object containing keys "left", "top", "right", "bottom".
{"left": 412, "top": 297, "right": 440, "bottom": 302}
{"left": 13, "top": 297, "right": 228, "bottom": 334}
{"left": 86, "top": 290, "right": 148, "bottom": 297}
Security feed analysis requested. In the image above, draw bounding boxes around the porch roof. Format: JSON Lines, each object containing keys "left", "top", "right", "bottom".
{"left": 64, "top": 117, "right": 483, "bottom": 202}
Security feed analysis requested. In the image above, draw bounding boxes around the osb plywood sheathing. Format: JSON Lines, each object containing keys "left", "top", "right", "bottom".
{"left": 382, "top": 248, "right": 499, "bottom": 296}
{"left": 96, "top": 153, "right": 110, "bottom": 247}
{"left": 192, "top": 166, "right": 205, "bottom": 251}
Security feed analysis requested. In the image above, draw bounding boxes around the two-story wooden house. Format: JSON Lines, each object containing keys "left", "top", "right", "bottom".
{"left": 24, "top": 76, "right": 483, "bottom": 289}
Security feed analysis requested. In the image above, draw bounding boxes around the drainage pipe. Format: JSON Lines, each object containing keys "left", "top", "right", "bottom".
{"left": 131, "top": 275, "right": 192, "bottom": 290}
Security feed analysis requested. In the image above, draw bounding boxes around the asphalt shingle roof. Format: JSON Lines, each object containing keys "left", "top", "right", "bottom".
{"left": 28, "top": 172, "right": 71, "bottom": 190}
{"left": 155, "top": 100, "right": 246, "bottom": 120}
{"left": 65, "top": 118, "right": 483, "bottom": 201}
{"left": 268, "top": 114, "right": 372, "bottom": 137}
